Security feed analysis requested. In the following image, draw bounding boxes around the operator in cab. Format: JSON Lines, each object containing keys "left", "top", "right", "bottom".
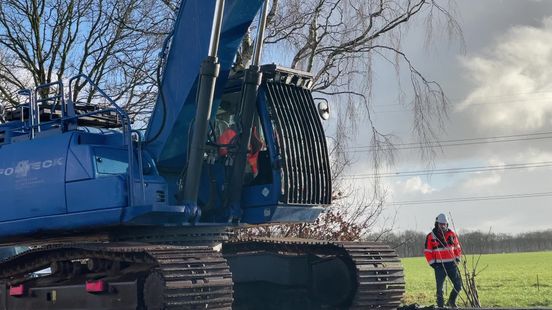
{"left": 424, "top": 213, "right": 463, "bottom": 308}
{"left": 217, "top": 117, "right": 263, "bottom": 183}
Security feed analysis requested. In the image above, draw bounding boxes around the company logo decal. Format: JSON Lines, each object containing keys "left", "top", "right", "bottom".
{"left": 0, "top": 158, "right": 64, "bottom": 178}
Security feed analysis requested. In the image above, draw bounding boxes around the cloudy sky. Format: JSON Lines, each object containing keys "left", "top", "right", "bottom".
{"left": 344, "top": 0, "right": 552, "bottom": 235}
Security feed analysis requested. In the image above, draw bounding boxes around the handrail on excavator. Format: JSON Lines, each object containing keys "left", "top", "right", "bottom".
{"left": 66, "top": 74, "right": 136, "bottom": 208}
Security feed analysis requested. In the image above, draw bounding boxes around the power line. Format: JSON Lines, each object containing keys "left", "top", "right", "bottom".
{"left": 371, "top": 91, "right": 552, "bottom": 110}
{"left": 348, "top": 134, "right": 552, "bottom": 152}
{"left": 388, "top": 191, "right": 552, "bottom": 206}
{"left": 345, "top": 131, "right": 552, "bottom": 152}
{"left": 374, "top": 101, "right": 552, "bottom": 114}
{"left": 349, "top": 131, "right": 552, "bottom": 148}
{"left": 373, "top": 101, "right": 552, "bottom": 113}
{"left": 342, "top": 161, "right": 552, "bottom": 179}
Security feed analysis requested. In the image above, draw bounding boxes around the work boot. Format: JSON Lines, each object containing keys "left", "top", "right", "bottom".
{"left": 447, "top": 289, "right": 459, "bottom": 308}
{"left": 436, "top": 295, "right": 444, "bottom": 308}
{"left": 445, "top": 300, "right": 457, "bottom": 308}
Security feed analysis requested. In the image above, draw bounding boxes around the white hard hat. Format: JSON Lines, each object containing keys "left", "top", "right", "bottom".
{"left": 436, "top": 213, "right": 448, "bottom": 224}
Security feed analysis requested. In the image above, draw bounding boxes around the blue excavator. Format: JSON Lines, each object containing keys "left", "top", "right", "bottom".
{"left": 0, "top": 0, "right": 404, "bottom": 309}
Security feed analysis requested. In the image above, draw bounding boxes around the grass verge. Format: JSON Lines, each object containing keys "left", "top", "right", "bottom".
{"left": 401, "top": 251, "right": 552, "bottom": 307}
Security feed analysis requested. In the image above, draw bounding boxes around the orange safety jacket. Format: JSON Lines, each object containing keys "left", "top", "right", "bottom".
{"left": 424, "top": 229, "right": 462, "bottom": 265}
{"left": 217, "top": 127, "right": 262, "bottom": 175}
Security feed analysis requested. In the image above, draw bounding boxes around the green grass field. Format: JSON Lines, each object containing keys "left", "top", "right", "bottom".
{"left": 401, "top": 251, "right": 552, "bottom": 307}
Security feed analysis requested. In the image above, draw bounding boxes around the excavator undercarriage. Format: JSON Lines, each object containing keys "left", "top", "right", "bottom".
{"left": 0, "top": 231, "right": 404, "bottom": 310}
{"left": 226, "top": 239, "right": 405, "bottom": 310}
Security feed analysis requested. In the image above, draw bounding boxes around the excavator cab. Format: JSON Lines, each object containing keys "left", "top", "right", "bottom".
{"left": 194, "top": 64, "right": 331, "bottom": 224}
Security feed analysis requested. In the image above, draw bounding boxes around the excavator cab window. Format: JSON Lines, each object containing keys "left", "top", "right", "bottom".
{"left": 215, "top": 92, "right": 270, "bottom": 185}
{"left": 215, "top": 92, "right": 267, "bottom": 150}
{"left": 215, "top": 93, "right": 239, "bottom": 138}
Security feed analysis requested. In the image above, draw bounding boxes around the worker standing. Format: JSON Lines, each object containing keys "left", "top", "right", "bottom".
{"left": 424, "top": 213, "right": 463, "bottom": 308}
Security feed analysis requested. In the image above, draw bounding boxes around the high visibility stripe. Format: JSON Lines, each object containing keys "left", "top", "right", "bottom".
{"left": 433, "top": 251, "right": 456, "bottom": 260}
{"left": 433, "top": 247, "right": 457, "bottom": 253}
{"left": 425, "top": 257, "right": 433, "bottom": 264}
{"left": 425, "top": 233, "right": 436, "bottom": 264}
{"left": 425, "top": 233, "right": 433, "bottom": 264}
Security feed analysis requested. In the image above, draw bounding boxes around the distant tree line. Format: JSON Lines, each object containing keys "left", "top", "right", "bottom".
{"left": 376, "top": 230, "right": 552, "bottom": 258}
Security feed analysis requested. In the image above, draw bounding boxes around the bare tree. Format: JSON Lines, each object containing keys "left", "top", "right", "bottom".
{"left": 254, "top": 0, "right": 463, "bottom": 238}
{"left": 0, "top": 0, "right": 174, "bottom": 123}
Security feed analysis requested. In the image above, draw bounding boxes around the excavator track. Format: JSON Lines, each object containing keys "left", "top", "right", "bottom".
{"left": 223, "top": 238, "right": 405, "bottom": 309}
{"left": 0, "top": 238, "right": 403, "bottom": 309}
{"left": 342, "top": 241, "right": 405, "bottom": 309}
{"left": 0, "top": 244, "right": 233, "bottom": 309}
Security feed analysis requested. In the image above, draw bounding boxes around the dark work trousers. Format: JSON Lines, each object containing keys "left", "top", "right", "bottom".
{"left": 434, "top": 262, "right": 462, "bottom": 307}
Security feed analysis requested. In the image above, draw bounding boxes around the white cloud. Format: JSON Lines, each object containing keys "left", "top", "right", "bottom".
{"left": 396, "top": 176, "right": 435, "bottom": 194}
{"left": 514, "top": 149, "right": 552, "bottom": 163}
{"left": 458, "top": 16, "right": 552, "bottom": 131}
{"left": 463, "top": 216, "right": 515, "bottom": 234}
{"left": 459, "top": 173, "right": 501, "bottom": 190}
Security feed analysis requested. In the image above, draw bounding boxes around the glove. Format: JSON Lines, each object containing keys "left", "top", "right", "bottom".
{"left": 455, "top": 258, "right": 461, "bottom": 264}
